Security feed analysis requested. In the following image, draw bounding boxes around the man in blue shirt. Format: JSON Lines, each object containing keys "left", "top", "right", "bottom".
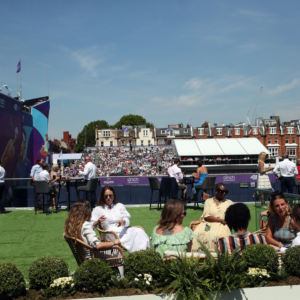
{"left": 30, "top": 158, "right": 44, "bottom": 210}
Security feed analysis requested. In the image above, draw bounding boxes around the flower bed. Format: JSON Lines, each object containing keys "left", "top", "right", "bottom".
{"left": 3, "top": 246, "right": 300, "bottom": 300}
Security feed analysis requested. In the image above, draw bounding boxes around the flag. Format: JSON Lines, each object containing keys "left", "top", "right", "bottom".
{"left": 58, "top": 150, "right": 62, "bottom": 157}
{"left": 84, "top": 128, "right": 86, "bottom": 135}
{"left": 167, "top": 126, "right": 172, "bottom": 133}
{"left": 17, "top": 60, "right": 21, "bottom": 73}
{"left": 122, "top": 127, "right": 128, "bottom": 132}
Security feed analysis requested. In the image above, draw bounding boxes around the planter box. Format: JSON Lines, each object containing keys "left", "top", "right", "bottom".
{"left": 73, "top": 285, "right": 300, "bottom": 300}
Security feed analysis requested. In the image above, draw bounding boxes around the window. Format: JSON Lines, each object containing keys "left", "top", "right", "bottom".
{"left": 173, "top": 129, "right": 179, "bottom": 135}
{"left": 184, "top": 129, "right": 188, "bottom": 133}
{"left": 198, "top": 128, "right": 204, "bottom": 135}
{"left": 287, "top": 127, "right": 294, "bottom": 134}
{"left": 121, "top": 141, "right": 125, "bottom": 146}
{"left": 287, "top": 148, "right": 296, "bottom": 156}
{"left": 252, "top": 128, "right": 258, "bottom": 135}
{"left": 141, "top": 140, "right": 144, "bottom": 146}
{"left": 158, "top": 139, "right": 164, "bottom": 144}
{"left": 110, "top": 141, "right": 113, "bottom": 147}
{"left": 124, "top": 131, "right": 129, "bottom": 137}
{"left": 293, "top": 138, "right": 296, "bottom": 143}
{"left": 103, "top": 130, "right": 110, "bottom": 137}
{"left": 217, "top": 128, "right": 222, "bottom": 135}
{"left": 268, "top": 138, "right": 271, "bottom": 144}
{"left": 235, "top": 128, "right": 240, "bottom": 135}
{"left": 275, "top": 138, "right": 278, "bottom": 144}
{"left": 269, "top": 147, "right": 278, "bottom": 156}
{"left": 101, "top": 141, "right": 104, "bottom": 147}
{"left": 269, "top": 127, "right": 276, "bottom": 134}
{"left": 143, "top": 130, "right": 148, "bottom": 136}
{"left": 129, "top": 140, "right": 132, "bottom": 146}
{"left": 286, "top": 138, "right": 289, "bottom": 144}
{"left": 148, "top": 140, "right": 151, "bottom": 146}
{"left": 161, "top": 130, "right": 166, "bottom": 134}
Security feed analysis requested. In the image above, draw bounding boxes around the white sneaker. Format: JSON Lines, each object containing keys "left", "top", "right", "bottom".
{"left": 46, "top": 207, "right": 53, "bottom": 213}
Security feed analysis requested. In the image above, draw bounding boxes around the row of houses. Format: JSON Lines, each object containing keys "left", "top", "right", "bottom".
{"left": 95, "top": 116, "right": 300, "bottom": 158}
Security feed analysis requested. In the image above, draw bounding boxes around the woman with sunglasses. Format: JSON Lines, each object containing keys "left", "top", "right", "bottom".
{"left": 266, "top": 191, "right": 300, "bottom": 248}
{"left": 91, "top": 186, "right": 150, "bottom": 253}
{"left": 191, "top": 183, "right": 233, "bottom": 251}
{"left": 151, "top": 199, "right": 194, "bottom": 257}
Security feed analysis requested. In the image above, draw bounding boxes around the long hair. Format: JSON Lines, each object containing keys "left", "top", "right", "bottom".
{"left": 258, "top": 152, "right": 266, "bottom": 163}
{"left": 64, "top": 200, "right": 91, "bottom": 241}
{"left": 291, "top": 204, "right": 300, "bottom": 223}
{"left": 269, "top": 190, "right": 292, "bottom": 216}
{"left": 296, "top": 158, "right": 300, "bottom": 166}
{"left": 157, "top": 200, "right": 184, "bottom": 231}
{"left": 97, "top": 185, "right": 118, "bottom": 207}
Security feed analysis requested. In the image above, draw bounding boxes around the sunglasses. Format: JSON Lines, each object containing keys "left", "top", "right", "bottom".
{"left": 217, "top": 189, "right": 229, "bottom": 195}
{"left": 179, "top": 211, "right": 187, "bottom": 216}
{"left": 104, "top": 194, "right": 114, "bottom": 199}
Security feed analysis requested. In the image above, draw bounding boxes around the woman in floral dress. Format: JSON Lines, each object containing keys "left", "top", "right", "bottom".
{"left": 151, "top": 199, "right": 195, "bottom": 257}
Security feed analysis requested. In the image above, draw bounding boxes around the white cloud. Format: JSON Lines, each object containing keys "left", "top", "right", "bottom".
{"left": 267, "top": 79, "right": 300, "bottom": 95}
{"left": 237, "top": 9, "right": 270, "bottom": 19}
{"left": 184, "top": 78, "right": 209, "bottom": 91}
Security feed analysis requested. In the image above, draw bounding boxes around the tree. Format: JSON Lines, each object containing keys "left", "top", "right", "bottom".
{"left": 113, "top": 114, "right": 152, "bottom": 129}
{"left": 75, "top": 120, "right": 109, "bottom": 152}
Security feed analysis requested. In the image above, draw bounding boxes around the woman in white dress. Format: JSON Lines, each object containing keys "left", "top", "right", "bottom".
{"left": 91, "top": 186, "right": 150, "bottom": 253}
{"left": 257, "top": 152, "right": 274, "bottom": 207}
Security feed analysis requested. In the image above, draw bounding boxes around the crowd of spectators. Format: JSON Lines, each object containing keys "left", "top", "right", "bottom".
{"left": 64, "top": 147, "right": 175, "bottom": 177}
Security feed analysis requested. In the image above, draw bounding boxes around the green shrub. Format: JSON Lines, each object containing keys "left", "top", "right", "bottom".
{"left": 160, "top": 254, "right": 213, "bottom": 300}
{"left": 73, "top": 259, "right": 113, "bottom": 293}
{"left": 124, "top": 249, "right": 163, "bottom": 284}
{"left": 0, "top": 262, "right": 26, "bottom": 299}
{"left": 201, "top": 244, "right": 249, "bottom": 297}
{"left": 29, "top": 257, "right": 69, "bottom": 290}
{"left": 242, "top": 244, "right": 279, "bottom": 273}
{"left": 282, "top": 247, "right": 300, "bottom": 277}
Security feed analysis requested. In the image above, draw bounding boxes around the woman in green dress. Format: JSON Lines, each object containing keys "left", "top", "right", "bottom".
{"left": 151, "top": 199, "right": 195, "bottom": 257}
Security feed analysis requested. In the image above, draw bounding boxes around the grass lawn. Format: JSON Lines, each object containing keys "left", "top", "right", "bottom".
{"left": 0, "top": 204, "right": 262, "bottom": 280}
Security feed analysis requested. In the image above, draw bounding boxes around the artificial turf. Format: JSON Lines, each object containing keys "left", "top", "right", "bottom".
{"left": 0, "top": 204, "right": 262, "bottom": 280}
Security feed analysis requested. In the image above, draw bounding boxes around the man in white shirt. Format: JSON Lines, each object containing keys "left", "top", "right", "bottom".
{"left": 273, "top": 152, "right": 298, "bottom": 193}
{"left": 30, "top": 157, "right": 44, "bottom": 210}
{"left": 77, "top": 156, "right": 98, "bottom": 207}
{"left": 168, "top": 158, "right": 187, "bottom": 200}
{"left": 0, "top": 160, "right": 6, "bottom": 214}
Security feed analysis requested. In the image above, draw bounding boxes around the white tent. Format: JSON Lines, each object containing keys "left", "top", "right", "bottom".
{"left": 52, "top": 153, "right": 82, "bottom": 164}
{"left": 172, "top": 138, "right": 270, "bottom": 157}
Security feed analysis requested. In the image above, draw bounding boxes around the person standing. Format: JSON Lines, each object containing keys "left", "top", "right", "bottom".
{"left": 168, "top": 158, "right": 187, "bottom": 201}
{"left": 0, "top": 160, "right": 6, "bottom": 214}
{"left": 30, "top": 158, "right": 44, "bottom": 210}
{"left": 273, "top": 152, "right": 298, "bottom": 194}
{"left": 77, "top": 156, "right": 98, "bottom": 207}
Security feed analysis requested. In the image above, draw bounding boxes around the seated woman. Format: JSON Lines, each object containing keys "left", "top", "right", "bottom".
{"left": 291, "top": 204, "right": 300, "bottom": 247}
{"left": 91, "top": 186, "right": 150, "bottom": 253}
{"left": 151, "top": 199, "right": 195, "bottom": 257}
{"left": 266, "top": 191, "right": 300, "bottom": 248}
{"left": 190, "top": 160, "right": 208, "bottom": 200}
{"left": 191, "top": 183, "right": 233, "bottom": 251}
{"left": 64, "top": 200, "right": 121, "bottom": 260}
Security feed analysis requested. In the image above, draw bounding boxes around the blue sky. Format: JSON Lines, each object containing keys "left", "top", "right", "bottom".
{"left": 1, "top": 0, "right": 300, "bottom": 140}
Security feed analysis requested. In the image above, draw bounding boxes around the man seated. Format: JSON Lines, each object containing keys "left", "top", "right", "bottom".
{"left": 167, "top": 158, "right": 187, "bottom": 200}
{"left": 218, "top": 203, "right": 266, "bottom": 254}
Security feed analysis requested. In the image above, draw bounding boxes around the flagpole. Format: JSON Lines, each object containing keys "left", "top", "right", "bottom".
{"left": 47, "top": 62, "right": 49, "bottom": 98}
{"left": 20, "top": 59, "right": 22, "bottom": 99}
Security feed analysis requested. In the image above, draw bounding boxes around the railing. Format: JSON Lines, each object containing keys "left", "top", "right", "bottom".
{"left": 180, "top": 158, "right": 277, "bottom": 166}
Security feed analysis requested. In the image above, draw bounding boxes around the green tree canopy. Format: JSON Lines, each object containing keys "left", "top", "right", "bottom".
{"left": 113, "top": 114, "right": 152, "bottom": 129}
{"left": 75, "top": 120, "right": 109, "bottom": 152}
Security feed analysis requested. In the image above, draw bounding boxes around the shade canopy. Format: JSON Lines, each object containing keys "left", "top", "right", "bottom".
{"left": 172, "top": 138, "right": 270, "bottom": 157}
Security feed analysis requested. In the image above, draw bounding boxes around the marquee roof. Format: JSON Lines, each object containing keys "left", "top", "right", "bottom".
{"left": 172, "top": 138, "right": 270, "bottom": 156}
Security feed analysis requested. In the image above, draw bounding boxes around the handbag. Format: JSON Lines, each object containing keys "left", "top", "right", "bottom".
{"left": 201, "top": 177, "right": 211, "bottom": 201}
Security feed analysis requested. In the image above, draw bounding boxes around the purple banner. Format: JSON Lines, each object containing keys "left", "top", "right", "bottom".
{"left": 99, "top": 174, "right": 278, "bottom": 186}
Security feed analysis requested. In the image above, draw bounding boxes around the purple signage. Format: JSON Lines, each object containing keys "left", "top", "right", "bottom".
{"left": 99, "top": 174, "right": 278, "bottom": 186}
